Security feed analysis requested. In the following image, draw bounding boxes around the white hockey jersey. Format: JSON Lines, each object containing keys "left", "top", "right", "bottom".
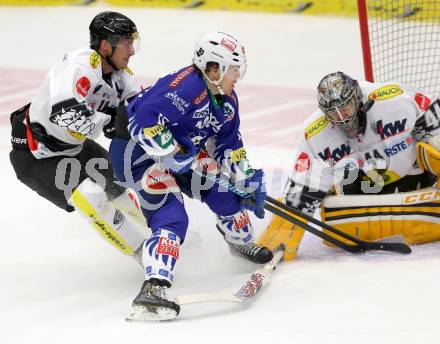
{"left": 286, "top": 81, "right": 440, "bottom": 213}
{"left": 28, "top": 47, "right": 141, "bottom": 158}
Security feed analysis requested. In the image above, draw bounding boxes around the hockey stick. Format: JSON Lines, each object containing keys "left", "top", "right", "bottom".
{"left": 264, "top": 196, "right": 411, "bottom": 254}
{"left": 176, "top": 248, "right": 284, "bottom": 305}
{"left": 192, "top": 167, "right": 411, "bottom": 254}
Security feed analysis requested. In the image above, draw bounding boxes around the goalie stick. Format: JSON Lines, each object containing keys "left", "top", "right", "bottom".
{"left": 192, "top": 167, "right": 411, "bottom": 255}
{"left": 264, "top": 198, "right": 411, "bottom": 254}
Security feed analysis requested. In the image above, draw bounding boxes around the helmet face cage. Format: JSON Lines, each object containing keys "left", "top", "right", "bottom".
{"left": 193, "top": 32, "right": 247, "bottom": 84}
{"left": 317, "top": 72, "right": 361, "bottom": 139}
{"left": 89, "top": 11, "right": 140, "bottom": 52}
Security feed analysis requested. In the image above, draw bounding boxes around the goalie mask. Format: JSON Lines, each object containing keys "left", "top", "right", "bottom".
{"left": 317, "top": 72, "right": 363, "bottom": 139}
{"left": 193, "top": 31, "right": 247, "bottom": 85}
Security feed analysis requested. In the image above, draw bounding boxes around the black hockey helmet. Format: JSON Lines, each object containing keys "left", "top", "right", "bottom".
{"left": 89, "top": 11, "right": 138, "bottom": 51}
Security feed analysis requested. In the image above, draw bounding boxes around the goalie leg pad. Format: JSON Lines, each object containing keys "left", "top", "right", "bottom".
{"left": 416, "top": 141, "right": 440, "bottom": 176}
{"left": 70, "top": 178, "right": 148, "bottom": 255}
{"left": 322, "top": 200, "right": 440, "bottom": 245}
{"left": 257, "top": 212, "right": 305, "bottom": 261}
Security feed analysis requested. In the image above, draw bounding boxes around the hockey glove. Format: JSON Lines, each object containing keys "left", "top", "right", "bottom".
{"left": 163, "top": 137, "right": 196, "bottom": 174}
{"left": 240, "top": 169, "right": 266, "bottom": 219}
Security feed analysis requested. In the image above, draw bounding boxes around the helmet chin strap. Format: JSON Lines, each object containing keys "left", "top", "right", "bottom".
{"left": 99, "top": 47, "right": 119, "bottom": 72}
{"left": 203, "top": 71, "right": 225, "bottom": 95}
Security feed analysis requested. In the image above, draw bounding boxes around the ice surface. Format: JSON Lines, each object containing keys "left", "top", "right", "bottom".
{"left": 0, "top": 6, "right": 439, "bottom": 344}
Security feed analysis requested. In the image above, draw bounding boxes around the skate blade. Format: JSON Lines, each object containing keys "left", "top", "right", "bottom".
{"left": 125, "top": 305, "right": 178, "bottom": 322}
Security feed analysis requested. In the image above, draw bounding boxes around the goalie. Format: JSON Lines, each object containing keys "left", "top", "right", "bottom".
{"left": 259, "top": 71, "right": 440, "bottom": 259}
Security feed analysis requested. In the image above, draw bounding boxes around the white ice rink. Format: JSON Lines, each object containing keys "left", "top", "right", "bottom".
{"left": 1, "top": 5, "right": 440, "bottom": 344}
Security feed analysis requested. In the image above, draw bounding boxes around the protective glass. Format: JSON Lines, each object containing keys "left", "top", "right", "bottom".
{"left": 113, "top": 32, "right": 141, "bottom": 52}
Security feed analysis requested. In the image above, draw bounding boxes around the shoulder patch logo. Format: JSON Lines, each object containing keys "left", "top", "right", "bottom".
{"left": 90, "top": 51, "right": 101, "bottom": 69}
{"left": 76, "top": 76, "right": 91, "bottom": 97}
{"left": 231, "top": 147, "right": 246, "bottom": 163}
{"left": 294, "top": 152, "right": 311, "bottom": 172}
{"left": 368, "top": 85, "right": 404, "bottom": 101}
{"left": 305, "top": 116, "right": 329, "bottom": 139}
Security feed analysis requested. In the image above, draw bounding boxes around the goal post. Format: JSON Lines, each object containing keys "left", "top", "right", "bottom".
{"left": 357, "top": 0, "right": 440, "bottom": 94}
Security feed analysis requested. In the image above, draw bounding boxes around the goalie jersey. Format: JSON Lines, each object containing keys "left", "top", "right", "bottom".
{"left": 286, "top": 81, "right": 440, "bottom": 213}
{"left": 27, "top": 47, "right": 141, "bottom": 158}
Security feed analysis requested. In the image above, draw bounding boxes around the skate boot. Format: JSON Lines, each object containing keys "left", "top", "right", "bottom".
{"left": 126, "top": 278, "right": 180, "bottom": 321}
{"left": 216, "top": 209, "right": 273, "bottom": 264}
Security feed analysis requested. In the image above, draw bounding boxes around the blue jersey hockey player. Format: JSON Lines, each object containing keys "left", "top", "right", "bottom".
{"left": 109, "top": 31, "right": 271, "bottom": 320}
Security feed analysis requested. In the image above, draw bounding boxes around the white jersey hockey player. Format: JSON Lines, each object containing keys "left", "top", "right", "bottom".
{"left": 9, "top": 11, "right": 148, "bottom": 263}
{"left": 258, "top": 71, "right": 440, "bottom": 258}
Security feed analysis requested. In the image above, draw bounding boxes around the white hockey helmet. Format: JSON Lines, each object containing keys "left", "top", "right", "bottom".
{"left": 193, "top": 31, "right": 247, "bottom": 84}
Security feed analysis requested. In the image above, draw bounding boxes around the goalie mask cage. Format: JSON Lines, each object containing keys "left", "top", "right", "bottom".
{"left": 358, "top": 0, "right": 440, "bottom": 95}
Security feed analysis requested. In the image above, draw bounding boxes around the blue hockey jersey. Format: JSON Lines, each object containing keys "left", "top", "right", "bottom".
{"left": 126, "top": 65, "right": 246, "bottom": 166}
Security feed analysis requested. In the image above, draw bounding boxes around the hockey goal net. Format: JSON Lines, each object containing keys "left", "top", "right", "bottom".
{"left": 358, "top": 0, "right": 440, "bottom": 94}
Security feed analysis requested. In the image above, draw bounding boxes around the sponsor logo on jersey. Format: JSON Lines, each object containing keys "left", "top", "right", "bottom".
{"left": 294, "top": 152, "right": 311, "bottom": 172}
{"left": 305, "top": 116, "right": 329, "bottom": 139}
{"left": 143, "top": 125, "right": 174, "bottom": 149}
{"left": 192, "top": 102, "right": 210, "bottom": 119}
{"left": 364, "top": 149, "right": 384, "bottom": 161}
{"left": 318, "top": 144, "right": 351, "bottom": 163}
{"left": 154, "top": 129, "right": 173, "bottom": 149}
{"left": 76, "top": 76, "right": 91, "bottom": 97}
{"left": 193, "top": 89, "right": 208, "bottom": 105}
{"left": 89, "top": 51, "right": 101, "bottom": 69}
{"left": 368, "top": 84, "right": 404, "bottom": 101}
{"left": 157, "top": 237, "right": 180, "bottom": 259}
{"left": 123, "top": 67, "right": 134, "bottom": 75}
{"left": 143, "top": 124, "right": 166, "bottom": 138}
{"left": 376, "top": 119, "right": 407, "bottom": 139}
{"left": 383, "top": 136, "right": 413, "bottom": 157}
{"left": 220, "top": 38, "right": 237, "bottom": 52}
{"left": 165, "top": 91, "right": 190, "bottom": 114}
{"left": 195, "top": 113, "right": 222, "bottom": 132}
{"left": 415, "top": 93, "right": 431, "bottom": 111}
{"left": 142, "top": 166, "right": 180, "bottom": 194}
{"left": 169, "top": 66, "right": 194, "bottom": 88}
{"left": 231, "top": 147, "right": 246, "bottom": 163}
{"left": 223, "top": 102, "right": 235, "bottom": 122}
